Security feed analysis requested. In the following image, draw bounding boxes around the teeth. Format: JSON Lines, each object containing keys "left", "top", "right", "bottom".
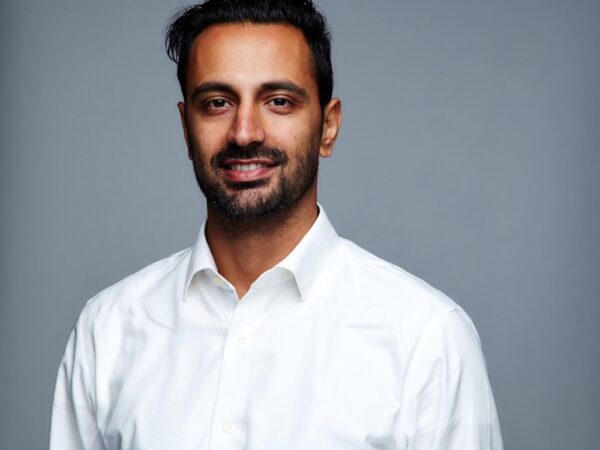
{"left": 231, "top": 163, "right": 265, "bottom": 171}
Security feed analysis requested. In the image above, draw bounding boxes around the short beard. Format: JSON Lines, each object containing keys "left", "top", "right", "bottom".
{"left": 191, "top": 142, "right": 319, "bottom": 223}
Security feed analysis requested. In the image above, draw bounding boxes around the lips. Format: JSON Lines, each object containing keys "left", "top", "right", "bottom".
{"left": 221, "top": 159, "right": 279, "bottom": 183}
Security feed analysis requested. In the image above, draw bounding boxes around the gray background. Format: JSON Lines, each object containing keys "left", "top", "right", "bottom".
{"left": 1, "top": 0, "right": 598, "bottom": 449}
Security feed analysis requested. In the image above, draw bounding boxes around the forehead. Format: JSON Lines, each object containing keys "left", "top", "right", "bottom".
{"left": 186, "top": 23, "right": 316, "bottom": 92}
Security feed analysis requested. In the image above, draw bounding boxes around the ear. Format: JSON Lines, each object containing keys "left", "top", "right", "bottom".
{"left": 319, "top": 98, "right": 342, "bottom": 158}
{"left": 177, "top": 101, "right": 193, "bottom": 160}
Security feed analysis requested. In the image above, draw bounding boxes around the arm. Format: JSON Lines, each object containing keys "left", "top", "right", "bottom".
{"left": 397, "top": 309, "right": 503, "bottom": 449}
{"left": 49, "top": 320, "right": 106, "bottom": 450}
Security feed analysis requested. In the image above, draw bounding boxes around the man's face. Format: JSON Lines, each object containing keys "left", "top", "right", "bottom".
{"left": 179, "top": 23, "right": 334, "bottom": 220}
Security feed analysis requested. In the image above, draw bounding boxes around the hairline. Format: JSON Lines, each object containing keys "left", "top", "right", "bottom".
{"left": 180, "top": 20, "right": 324, "bottom": 109}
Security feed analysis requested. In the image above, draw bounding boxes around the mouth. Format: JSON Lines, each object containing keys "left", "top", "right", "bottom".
{"left": 220, "top": 158, "right": 280, "bottom": 183}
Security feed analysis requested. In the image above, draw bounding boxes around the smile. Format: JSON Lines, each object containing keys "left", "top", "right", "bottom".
{"left": 221, "top": 159, "right": 279, "bottom": 183}
{"left": 230, "top": 163, "right": 268, "bottom": 171}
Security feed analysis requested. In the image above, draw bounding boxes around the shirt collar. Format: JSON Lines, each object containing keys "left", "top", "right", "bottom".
{"left": 184, "top": 204, "right": 339, "bottom": 302}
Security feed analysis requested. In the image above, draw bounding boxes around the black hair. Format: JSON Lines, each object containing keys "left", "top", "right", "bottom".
{"left": 165, "top": 0, "right": 333, "bottom": 109}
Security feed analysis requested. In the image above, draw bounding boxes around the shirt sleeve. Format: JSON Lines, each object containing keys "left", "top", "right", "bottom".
{"left": 49, "top": 317, "right": 106, "bottom": 450}
{"left": 396, "top": 309, "right": 503, "bottom": 450}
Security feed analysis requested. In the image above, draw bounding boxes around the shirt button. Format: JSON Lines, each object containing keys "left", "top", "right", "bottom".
{"left": 236, "top": 335, "right": 249, "bottom": 345}
{"left": 222, "top": 422, "right": 235, "bottom": 434}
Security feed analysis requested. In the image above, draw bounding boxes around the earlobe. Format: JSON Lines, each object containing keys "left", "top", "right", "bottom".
{"left": 319, "top": 98, "right": 342, "bottom": 158}
{"left": 177, "top": 102, "right": 192, "bottom": 160}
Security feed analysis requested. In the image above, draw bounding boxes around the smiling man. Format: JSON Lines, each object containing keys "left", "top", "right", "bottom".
{"left": 177, "top": 20, "right": 339, "bottom": 300}
{"left": 50, "top": 1, "right": 503, "bottom": 449}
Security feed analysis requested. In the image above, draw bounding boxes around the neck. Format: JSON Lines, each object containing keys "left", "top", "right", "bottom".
{"left": 205, "top": 192, "right": 318, "bottom": 299}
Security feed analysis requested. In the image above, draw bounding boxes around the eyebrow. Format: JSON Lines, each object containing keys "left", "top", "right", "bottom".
{"left": 259, "top": 81, "right": 308, "bottom": 100}
{"left": 190, "top": 82, "right": 237, "bottom": 103}
{"left": 190, "top": 80, "right": 309, "bottom": 103}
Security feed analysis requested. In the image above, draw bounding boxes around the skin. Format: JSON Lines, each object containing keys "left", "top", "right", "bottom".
{"left": 178, "top": 23, "right": 342, "bottom": 299}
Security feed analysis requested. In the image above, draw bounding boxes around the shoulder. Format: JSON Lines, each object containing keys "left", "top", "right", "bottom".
{"left": 76, "top": 247, "right": 192, "bottom": 331}
{"left": 331, "top": 237, "right": 465, "bottom": 334}
{"left": 335, "top": 237, "right": 458, "bottom": 312}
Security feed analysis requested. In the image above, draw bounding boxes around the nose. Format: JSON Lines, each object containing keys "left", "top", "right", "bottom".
{"left": 226, "top": 104, "right": 266, "bottom": 147}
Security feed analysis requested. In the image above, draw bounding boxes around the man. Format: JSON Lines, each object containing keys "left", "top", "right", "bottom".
{"left": 50, "top": 0, "right": 503, "bottom": 449}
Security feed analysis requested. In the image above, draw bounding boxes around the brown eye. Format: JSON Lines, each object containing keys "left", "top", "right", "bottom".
{"left": 207, "top": 99, "right": 230, "bottom": 109}
{"left": 267, "top": 97, "right": 296, "bottom": 108}
{"left": 272, "top": 98, "right": 289, "bottom": 106}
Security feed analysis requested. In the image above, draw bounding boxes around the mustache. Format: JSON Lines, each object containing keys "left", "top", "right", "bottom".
{"left": 213, "top": 143, "right": 288, "bottom": 167}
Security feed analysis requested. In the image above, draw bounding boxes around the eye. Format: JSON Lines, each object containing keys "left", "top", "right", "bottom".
{"left": 268, "top": 97, "right": 294, "bottom": 108}
{"left": 204, "top": 98, "right": 232, "bottom": 111}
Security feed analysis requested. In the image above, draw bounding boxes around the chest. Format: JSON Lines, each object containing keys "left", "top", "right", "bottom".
{"left": 96, "top": 297, "right": 406, "bottom": 449}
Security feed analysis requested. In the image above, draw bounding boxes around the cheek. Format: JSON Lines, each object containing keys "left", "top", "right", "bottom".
{"left": 267, "top": 117, "right": 320, "bottom": 150}
{"left": 189, "top": 123, "right": 228, "bottom": 154}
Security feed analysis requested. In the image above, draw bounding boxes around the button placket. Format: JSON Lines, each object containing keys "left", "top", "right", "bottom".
{"left": 208, "top": 291, "right": 264, "bottom": 450}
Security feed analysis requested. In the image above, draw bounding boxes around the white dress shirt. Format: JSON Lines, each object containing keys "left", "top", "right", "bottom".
{"left": 50, "top": 207, "right": 503, "bottom": 450}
